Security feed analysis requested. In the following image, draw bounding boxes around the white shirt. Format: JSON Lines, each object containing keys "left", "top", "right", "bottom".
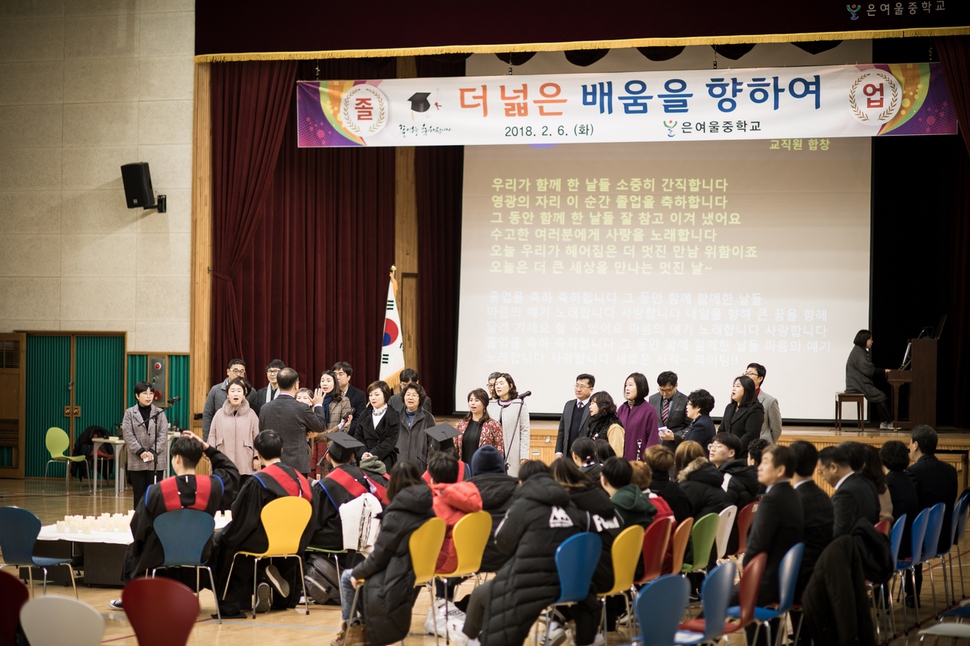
{"left": 576, "top": 395, "right": 591, "bottom": 408}
{"left": 371, "top": 405, "right": 388, "bottom": 427}
{"left": 792, "top": 478, "right": 810, "bottom": 489}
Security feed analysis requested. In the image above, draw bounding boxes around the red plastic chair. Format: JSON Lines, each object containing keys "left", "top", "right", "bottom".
{"left": 0, "top": 570, "right": 29, "bottom": 645}
{"left": 123, "top": 577, "right": 200, "bottom": 646}
{"left": 680, "top": 551, "right": 767, "bottom": 636}
{"left": 875, "top": 519, "right": 890, "bottom": 536}
{"left": 636, "top": 517, "right": 674, "bottom": 586}
{"left": 733, "top": 501, "right": 759, "bottom": 558}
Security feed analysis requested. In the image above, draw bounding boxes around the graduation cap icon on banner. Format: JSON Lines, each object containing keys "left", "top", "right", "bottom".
{"left": 408, "top": 92, "right": 431, "bottom": 113}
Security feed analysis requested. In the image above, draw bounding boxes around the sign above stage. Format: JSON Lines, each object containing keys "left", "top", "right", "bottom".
{"left": 296, "top": 63, "right": 956, "bottom": 148}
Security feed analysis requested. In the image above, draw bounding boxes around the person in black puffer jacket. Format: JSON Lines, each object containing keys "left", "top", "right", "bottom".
{"left": 462, "top": 461, "right": 590, "bottom": 646}
{"left": 469, "top": 446, "right": 519, "bottom": 573}
{"left": 709, "top": 433, "right": 759, "bottom": 511}
{"left": 676, "top": 447, "right": 730, "bottom": 520}
{"left": 644, "top": 445, "right": 691, "bottom": 524}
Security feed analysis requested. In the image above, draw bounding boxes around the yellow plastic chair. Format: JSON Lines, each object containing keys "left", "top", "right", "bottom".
{"left": 221, "top": 496, "right": 312, "bottom": 617}
{"left": 432, "top": 511, "right": 493, "bottom": 644}
{"left": 599, "top": 524, "right": 646, "bottom": 644}
{"left": 43, "top": 427, "right": 88, "bottom": 490}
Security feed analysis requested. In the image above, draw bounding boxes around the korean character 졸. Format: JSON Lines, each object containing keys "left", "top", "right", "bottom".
{"left": 658, "top": 79, "right": 693, "bottom": 113}
{"left": 534, "top": 83, "right": 566, "bottom": 116}
{"left": 789, "top": 75, "right": 821, "bottom": 109}
{"left": 460, "top": 85, "right": 488, "bottom": 116}
{"left": 706, "top": 78, "right": 744, "bottom": 112}
{"left": 500, "top": 84, "right": 528, "bottom": 117}
{"left": 618, "top": 80, "right": 653, "bottom": 114}
{"left": 582, "top": 82, "right": 613, "bottom": 115}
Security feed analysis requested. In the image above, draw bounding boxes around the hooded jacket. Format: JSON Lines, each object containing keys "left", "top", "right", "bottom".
{"left": 567, "top": 482, "right": 622, "bottom": 593}
{"left": 432, "top": 480, "right": 484, "bottom": 573}
{"left": 648, "top": 472, "right": 692, "bottom": 524}
{"left": 611, "top": 483, "right": 657, "bottom": 528}
{"left": 719, "top": 459, "right": 760, "bottom": 510}
{"left": 471, "top": 472, "right": 519, "bottom": 572}
{"left": 481, "top": 474, "right": 590, "bottom": 646}
{"left": 352, "top": 484, "right": 435, "bottom": 645}
{"left": 677, "top": 457, "right": 730, "bottom": 519}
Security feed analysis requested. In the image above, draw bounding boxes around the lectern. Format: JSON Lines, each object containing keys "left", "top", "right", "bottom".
{"left": 886, "top": 338, "right": 937, "bottom": 429}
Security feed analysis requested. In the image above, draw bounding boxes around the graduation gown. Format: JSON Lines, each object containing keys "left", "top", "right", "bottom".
{"left": 309, "top": 463, "right": 388, "bottom": 552}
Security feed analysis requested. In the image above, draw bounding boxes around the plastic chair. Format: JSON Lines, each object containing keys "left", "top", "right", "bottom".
{"left": 733, "top": 500, "right": 758, "bottom": 559}
{"left": 880, "top": 513, "right": 906, "bottom": 637}
{"left": 43, "top": 427, "right": 88, "bottom": 490}
{"left": 636, "top": 516, "right": 674, "bottom": 586}
{"left": 682, "top": 513, "right": 719, "bottom": 575}
{"left": 123, "top": 577, "right": 199, "bottom": 646}
{"left": 634, "top": 575, "right": 691, "bottom": 646}
{"left": 151, "top": 509, "right": 221, "bottom": 623}
{"left": 922, "top": 503, "right": 947, "bottom": 616}
{"left": 669, "top": 517, "right": 694, "bottom": 575}
{"left": 673, "top": 560, "right": 737, "bottom": 645}
{"left": 432, "top": 511, "right": 492, "bottom": 644}
{"left": 715, "top": 505, "right": 738, "bottom": 560}
{"left": 19, "top": 595, "right": 104, "bottom": 646}
{"left": 0, "top": 506, "right": 77, "bottom": 598}
{"left": 875, "top": 519, "right": 890, "bottom": 536}
{"left": 951, "top": 493, "right": 970, "bottom": 601}
{"left": 895, "top": 506, "right": 930, "bottom": 634}
{"left": 536, "top": 532, "right": 602, "bottom": 646}
{"left": 598, "top": 525, "right": 645, "bottom": 643}
{"left": 681, "top": 552, "right": 766, "bottom": 638}
{"left": 0, "top": 570, "right": 29, "bottom": 645}
{"left": 221, "top": 496, "right": 312, "bottom": 617}
{"left": 727, "top": 542, "right": 804, "bottom": 646}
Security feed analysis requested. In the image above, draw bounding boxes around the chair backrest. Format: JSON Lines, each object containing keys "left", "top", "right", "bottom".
{"left": 909, "top": 506, "right": 930, "bottom": 565}
{"left": 734, "top": 500, "right": 758, "bottom": 555}
{"left": 698, "top": 560, "right": 737, "bottom": 641}
{"left": 669, "top": 517, "right": 694, "bottom": 575}
{"left": 889, "top": 513, "right": 907, "bottom": 564}
{"left": 553, "top": 532, "right": 603, "bottom": 604}
{"left": 637, "top": 516, "right": 674, "bottom": 585}
{"left": 685, "top": 513, "right": 720, "bottom": 573}
{"left": 955, "top": 494, "right": 970, "bottom": 543}
{"left": 154, "top": 509, "right": 216, "bottom": 568}
{"left": 635, "top": 575, "right": 691, "bottom": 646}
{"left": 874, "top": 519, "right": 890, "bottom": 536}
{"left": 409, "top": 517, "right": 446, "bottom": 586}
{"left": 45, "top": 427, "right": 70, "bottom": 458}
{"left": 443, "top": 510, "right": 492, "bottom": 577}
{"left": 0, "top": 570, "right": 29, "bottom": 646}
{"left": 605, "top": 524, "right": 646, "bottom": 595}
{"left": 20, "top": 596, "right": 104, "bottom": 646}
{"left": 736, "top": 552, "right": 767, "bottom": 628}
{"left": 123, "top": 577, "right": 200, "bottom": 646}
{"left": 715, "top": 505, "right": 738, "bottom": 559}
{"left": 0, "top": 506, "right": 42, "bottom": 566}
{"left": 923, "top": 502, "right": 946, "bottom": 561}
{"left": 775, "top": 542, "right": 805, "bottom": 612}
{"left": 260, "top": 496, "right": 313, "bottom": 556}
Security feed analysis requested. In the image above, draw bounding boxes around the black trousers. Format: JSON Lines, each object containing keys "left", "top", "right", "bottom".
{"left": 128, "top": 470, "right": 165, "bottom": 508}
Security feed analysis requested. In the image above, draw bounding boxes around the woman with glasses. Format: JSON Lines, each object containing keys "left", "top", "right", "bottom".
{"left": 682, "top": 389, "right": 717, "bottom": 448}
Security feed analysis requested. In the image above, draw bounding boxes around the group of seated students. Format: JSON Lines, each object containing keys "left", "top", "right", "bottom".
{"left": 115, "top": 419, "right": 960, "bottom": 646}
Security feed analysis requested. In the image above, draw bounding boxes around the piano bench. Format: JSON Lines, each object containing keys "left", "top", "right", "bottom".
{"left": 835, "top": 392, "right": 866, "bottom": 431}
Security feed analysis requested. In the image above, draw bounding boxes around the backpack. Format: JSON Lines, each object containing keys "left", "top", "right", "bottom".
{"left": 304, "top": 553, "right": 341, "bottom": 605}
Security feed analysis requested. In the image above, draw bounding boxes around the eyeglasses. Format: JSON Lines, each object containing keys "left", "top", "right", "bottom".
{"left": 229, "top": 367, "right": 246, "bottom": 374}
{"left": 267, "top": 369, "right": 281, "bottom": 375}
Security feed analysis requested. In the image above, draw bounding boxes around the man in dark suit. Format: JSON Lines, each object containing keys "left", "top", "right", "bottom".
{"left": 333, "top": 361, "right": 367, "bottom": 434}
{"left": 789, "top": 442, "right": 833, "bottom": 595}
{"left": 818, "top": 445, "right": 879, "bottom": 537}
{"left": 906, "top": 424, "right": 958, "bottom": 601}
{"left": 650, "top": 371, "right": 690, "bottom": 448}
{"left": 554, "top": 373, "right": 594, "bottom": 458}
{"left": 252, "top": 359, "right": 285, "bottom": 415}
{"left": 258, "top": 367, "right": 326, "bottom": 477}
{"left": 388, "top": 367, "right": 433, "bottom": 414}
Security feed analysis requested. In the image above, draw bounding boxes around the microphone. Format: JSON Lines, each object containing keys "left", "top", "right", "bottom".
{"left": 167, "top": 396, "right": 181, "bottom": 404}
{"left": 518, "top": 391, "right": 532, "bottom": 399}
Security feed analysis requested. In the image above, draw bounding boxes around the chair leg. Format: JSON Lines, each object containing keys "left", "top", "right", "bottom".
{"left": 428, "top": 581, "right": 440, "bottom": 646}
{"left": 793, "top": 611, "right": 805, "bottom": 646}
{"left": 929, "top": 561, "right": 938, "bottom": 619}
{"left": 222, "top": 554, "right": 238, "bottom": 600}
{"left": 346, "top": 583, "right": 363, "bottom": 646}
{"left": 252, "top": 557, "right": 259, "bottom": 619}
{"left": 294, "top": 556, "right": 309, "bottom": 616}
{"left": 205, "top": 567, "right": 221, "bottom": 624}
{"left": 43, "top": 460, "right": 51, "bottom": 492}
{"left": 196, "top": 567, "right": 200, "bottom": 596}
{"left": 66, "top": 562, "right": 78, "bottom": 600}
{"left": 869, "top": 584, "right": 880, "bottom": 644}
{"left": 42, "top": 567, "right": 48, "bottom": 595}
{"left": 26, "top": 566, "right": 34, "bottom": 599}
{"left": 959, "top": 548, "right": 967, "bottom": 600}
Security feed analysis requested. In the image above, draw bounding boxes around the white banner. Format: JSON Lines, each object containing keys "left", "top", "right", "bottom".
{"left": 297, "top": 63, "right": 955, "bottom": 148}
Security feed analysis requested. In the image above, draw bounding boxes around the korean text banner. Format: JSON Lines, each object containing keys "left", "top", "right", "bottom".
{"left": 296, "top": 63, "right": 956, "bottom": 148}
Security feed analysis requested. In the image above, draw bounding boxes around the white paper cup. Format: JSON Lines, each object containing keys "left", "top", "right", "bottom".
{"left": 56, "top": 521, "right": 67, "bottom": 532}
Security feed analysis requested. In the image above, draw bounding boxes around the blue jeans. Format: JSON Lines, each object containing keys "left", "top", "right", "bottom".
{"left": 340, "top": 569, "right": 357, "bottom": 622}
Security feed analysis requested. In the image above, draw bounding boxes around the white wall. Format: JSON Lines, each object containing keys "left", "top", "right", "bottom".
{"left": 0, "top": 0, "right": 194, "bottom": 352}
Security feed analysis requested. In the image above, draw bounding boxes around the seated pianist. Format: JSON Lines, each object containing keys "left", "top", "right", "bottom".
{"left": 112, "top": 431, "right": 239, "bottom": 610}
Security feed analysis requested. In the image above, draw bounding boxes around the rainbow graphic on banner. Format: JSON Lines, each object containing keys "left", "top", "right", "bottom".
{"left": 870, "top": 63, "right": 957, "bottom": 136}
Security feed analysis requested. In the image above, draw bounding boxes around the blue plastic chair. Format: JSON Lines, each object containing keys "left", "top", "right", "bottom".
{"left": 873, "top": 514, "right": 906, "bottom": 639}
{"left": 895, "top": 506, "right": 930, "bottom": 634}
{"left": 0, "top": 506, "right": 77, "bottom": 598}
{"left": 726, "top": 542, "right": 803, "bottom": 646}
{"left": 922, "top": 503, "right": 947, "bottom": 616}
{"left": 674, "top": 560, "right": 736, "bottom": 645}
{"left": 635, "top": 575, "right": 691, "bottom": 646}
{"left": 536, "top": 532, "right": 602, "bottom": 646}
{"left": 951, "top": 494, "right": 970, "bottom": 601}
{"left": 151, "top": 509, "right": 220, "bottom": 623}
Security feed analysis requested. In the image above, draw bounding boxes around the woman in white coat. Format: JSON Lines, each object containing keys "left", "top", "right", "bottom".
{"left": 493, "top": 373, "right": 530, "bottom": 477}
{"left": 208, "top": 376, "right": 260, "bottom": 481}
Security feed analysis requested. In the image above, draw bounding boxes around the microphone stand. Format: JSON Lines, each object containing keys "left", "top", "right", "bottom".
{"left": 140, "top": 407, "right": 167, "bottom": 484}
{"left": 498, "top": 392, "right": 530, "bottom": 470}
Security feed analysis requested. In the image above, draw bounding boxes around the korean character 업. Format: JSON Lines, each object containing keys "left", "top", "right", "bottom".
{"left": 534, "top": 83, "right": 567, "bottom": 116}
{"left": 501, "top": 84, "right": 528, "bottom": 117}
{"left": 706, "top": 78, "right": 744, "bottom": 112}
{"left": 658, "top": 79, "right": 693, "bottom": 113}
{"left": 863, "top": 81, "right": 884, "bottom": 108}
{"left": 460, "top": 85, "right": 488, "bottom": 116}
{"left": 618, "top": 80, "right": 653, "bottom": 114}
{"left": 582, "top": 81, "right": 613, "bottom": 115}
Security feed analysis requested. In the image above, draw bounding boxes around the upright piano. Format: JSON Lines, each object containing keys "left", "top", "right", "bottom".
{"left": 886, "top": 338, "right": 937, "bottom": 429}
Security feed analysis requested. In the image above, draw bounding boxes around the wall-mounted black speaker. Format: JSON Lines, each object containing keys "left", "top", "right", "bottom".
{"left": 121, "top": 162, "right": 155, "bottom": 209}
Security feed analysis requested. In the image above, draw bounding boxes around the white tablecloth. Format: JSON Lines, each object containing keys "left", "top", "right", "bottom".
{"left": 37, "top": 515, "right": 231, "bottom": 546}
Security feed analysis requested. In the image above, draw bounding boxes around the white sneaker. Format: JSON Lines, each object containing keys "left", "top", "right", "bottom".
{"left": 592, "top": 631, "right": 606, "bottom": 646}
{"left": 879, "top": 422, "right": 893, "bottom": 430}
{"left": 108, "top": 598, "right": 123, "bottom": 610}
{"left": 542, "top": 622, "right": 567, "bottom": 646}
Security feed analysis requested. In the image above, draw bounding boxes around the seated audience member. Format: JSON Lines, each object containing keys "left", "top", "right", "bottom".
{"left": 746, "top": 438, "right": 770, "bottom": 467}
{"left": 388, "top": 367, "right": 433, "bottom": 413}
{"left": 631, "top": 461, "right": 674, "bottom": 521}
{"left": 676, "top": 441, "right": 730, "bottom": 520}
{"left": 428, "top": 451, "right": 484, "bottom": 575}
{"left": 859, "top": 444, "right": 893, "bottom": 522}
{"left": 709, "top": 432, "right": 759, "bottom": 511}
{"left": 594, "top": 439, "right": 617, "bottom": 464}
{"left": 353, "top": 380, "right": 401, "bottom": 471}
{"left": 462, "top": 461, "right": 588, "bottom": 646}
{"left": 788, "top": 441, "right": 833, "bottom": 599}
{"left": 651, "top": 371, "right": 690, "bottom": 448}
{"left": 396, "top": 382, "right": 438, "bottom": 467}
{"left": 643, "top": 445, "right": 691, "bottom": 524}
{"left": 817, "top": 445, "right": 879, "bottom": 538}
{"left": 681, "top": 389, "right": 717, "bottom": 448}
{"left": 744, "top": 363, "right": 782, "bottom": 443}
{"left": 112, "top": 432, "right": 239, "bottom": 609}
{"left": 674, "top": 439, "right": 706, "bottom": 477}
{"left": 341, "top": 462, "right": 433, "bottom": 646}
{"left": 208, "top": 376, "right": 260, "bottom": 484}
{"left": 469, "top": 446, "right": 518, "bottom": 573}
{"left": 586, "top": 391, "right": 625, "bottom": 458}
{"left": 879, "top": 440, "right": 919, "bottom": 559}
{"left": 213, "top": 430, "right": 314, "bottom": 618}
{"left": 571, "top": 436, "right": 602, "bottom": 481}
{"left": 455, "top": 388, "right": 504, "bottom": 467}
{"left": 600, "top": 457, "right": 656, "bottom": 528}
{"left": 905, "top": 424, "right": 958, "bottom": 602}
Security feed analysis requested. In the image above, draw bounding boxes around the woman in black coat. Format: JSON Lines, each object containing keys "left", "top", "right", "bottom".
{"left": 676, "top": 454, "right": 730, "bottom": 520}
{"left": 353, "top": 380, "right": 401, "bottom": 471}
{"left": 718, "top": 375, "right": 764, "bottom": 459}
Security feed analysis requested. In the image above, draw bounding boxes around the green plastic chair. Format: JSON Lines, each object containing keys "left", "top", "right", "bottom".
{"left": 681, "top": 513, "right": 720, "bottom": 575}
{"left": 43, "top": 427, "right": 88, "bottom": 490}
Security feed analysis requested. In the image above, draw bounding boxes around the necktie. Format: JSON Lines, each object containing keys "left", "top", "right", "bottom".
{"left": 662, "top": 398, "right": 669, "bottom": 424}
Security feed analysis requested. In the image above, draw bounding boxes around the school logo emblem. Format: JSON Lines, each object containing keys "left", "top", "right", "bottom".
{"left": 849, "top": 70, "right": 900, "bottom": 124}
{"left": 341, "top": 85, "right": 388, "bottom": 136}
{"left": 549, "top": 506, "right": 574, "bottom": 528}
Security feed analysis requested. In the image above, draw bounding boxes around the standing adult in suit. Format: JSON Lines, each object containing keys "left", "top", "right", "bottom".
{"left": 332, "top": 361, "right": 367, "bottom": 434}
{"left": 905, "top": 425, "right": 958, "bottom": 600}
{"left": 718, "top": 375, "right": 765, "bottom": 460}
{"left": 789, "top": 441, "right": 834, "bottom": 600}
{"left": 682, "top": 389, "right": 717, "bottom": 448}
{"left": 252, "top": 359, "right": 285, "bottom": 415}
{"left": 352, "top": 380, "right": 401, "bottom": 472}
{"left": 818, "top": 444, "right": 879, "bottom": 538}
{"left": 744, "top": 363, "right": 782, "bottom": 443}
{"left": 554, "top": 373, "right": 594, "bottom": 458}
{"left": 651, "top": 371, "right": 690, "bottom": 447}
{"left": 258, "top": 367, "right": 326, "bottom": 477}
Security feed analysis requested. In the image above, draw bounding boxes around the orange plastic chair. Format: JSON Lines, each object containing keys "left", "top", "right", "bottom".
{"left": 123, "top": 577, "right": 199, "bottom": 646}
{"left": 680, "top": 551, "right": 767, "bottom": 636}
{"left": 733, "top": 501, "right": 759, "bottom": 558}
{"left": 875, "top": 519, "right": 890, "bottom": 536}
{"left": 669, "top": 517, "right": 694, "bottom": 576}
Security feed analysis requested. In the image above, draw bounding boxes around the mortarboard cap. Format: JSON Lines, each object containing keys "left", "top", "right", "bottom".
{"left": 424, "top": 422, "right": 461, "bottom": 443}
{"left": 408, "top": 92, "right": 431, "bottom": 113}
{"left": 324, "top": 431, "right": 365, "bottom": 464}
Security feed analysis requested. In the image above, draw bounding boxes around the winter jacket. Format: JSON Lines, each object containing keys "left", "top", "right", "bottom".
{"left": 396, "top": 405, "right": 437, "bottom": 468}
{"left": 611, "top": 483, "right": 657, "bottom": 528}
{"left": 567, "top": 482, "right": 622, "bottom": 593}
{"left": 471, "top": 472, "right": 519, "bottom": 572}
{"left": 352, "top": 484, "right": 435, "bottom": 645}
{"left": 648, "top": 473, "right": 692, "bottom": 524}
{"left": 802, "top": 535, "right": 877, "bottom": 646}
{"left": 845, "top": 344, "right": 888, "bottom": 403}
{"left": 480, "top": 474, "right": 590, "bottom": 646}
{"left": 432, "top": 480, "right": 484, "bottom": 573}
{"left": 209, "top": 398, "right": 260, "bottom": 476}
{"left": 719, "top": 459, "right": 759, "bottom": 510}
{"left": 677, "top": 457, "right": 730, "bottom": 519}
